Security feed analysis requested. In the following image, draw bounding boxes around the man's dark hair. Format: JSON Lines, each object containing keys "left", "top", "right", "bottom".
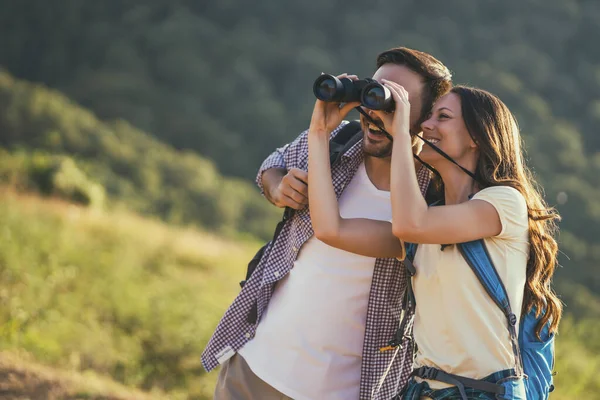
{"left": 376, "top": 47, "right": 453, "bottom": 127}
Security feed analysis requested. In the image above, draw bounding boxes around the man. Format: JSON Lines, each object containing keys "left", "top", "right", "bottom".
{"left": 202, "top": 47, "right": 453, "bottom": 400}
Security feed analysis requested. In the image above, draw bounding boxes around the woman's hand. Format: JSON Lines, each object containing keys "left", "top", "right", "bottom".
{"left": 370, "top": 79, "right": 411, "bottom": 138}
{"left": 309, "top": 74, "right": 361, "bottom": 136}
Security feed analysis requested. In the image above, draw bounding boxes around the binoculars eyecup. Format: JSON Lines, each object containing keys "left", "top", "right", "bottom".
{"left": 360, "top": 81, "right": 394, "bottom": 111}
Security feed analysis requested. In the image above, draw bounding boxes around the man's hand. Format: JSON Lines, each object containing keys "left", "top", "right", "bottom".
{"left": 263, "top": 168, "right": 309, "bottom": 209}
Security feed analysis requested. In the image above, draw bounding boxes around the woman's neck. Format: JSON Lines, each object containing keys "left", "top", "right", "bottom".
{"left": 440, "top": 165, "right": 479, "bottom": 205}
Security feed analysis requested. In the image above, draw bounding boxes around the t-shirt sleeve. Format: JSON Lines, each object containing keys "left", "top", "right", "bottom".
{"left": 472, "top": 186, "right": 528, "bottom": 240}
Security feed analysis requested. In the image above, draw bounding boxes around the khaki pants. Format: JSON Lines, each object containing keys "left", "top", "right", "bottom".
{"left": 214, "top": 354, "right": 294, "bottom": 400}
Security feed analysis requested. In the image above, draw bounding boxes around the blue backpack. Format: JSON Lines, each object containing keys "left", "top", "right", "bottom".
{"left": 404, "top": 240, "right": 555, "bottom": 400}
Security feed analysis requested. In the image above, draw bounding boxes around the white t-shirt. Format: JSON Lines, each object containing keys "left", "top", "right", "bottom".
{"left": 412, "top": 186, "right": 529, "bottom": 388}
{"left": 238, "top": 162, "right": 392, "bottom": 400}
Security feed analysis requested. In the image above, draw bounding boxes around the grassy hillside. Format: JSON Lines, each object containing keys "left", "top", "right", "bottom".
{"left": 0, "top": 189, "right": 598, "bottom": 399}
{"left": 0, "top": 189, "right": 257, "bottom": 399}
{"left": 0, "top": 69, "right": 280, "bottom": 241}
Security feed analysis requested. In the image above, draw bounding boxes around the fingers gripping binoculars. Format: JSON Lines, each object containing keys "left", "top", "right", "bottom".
{"left": 313, "top": 74, "right": 395, "bottom": 112}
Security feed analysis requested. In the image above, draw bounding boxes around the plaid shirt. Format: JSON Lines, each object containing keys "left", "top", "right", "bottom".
{"left": 202, "top": 121, "right": 431, "bottom": 399}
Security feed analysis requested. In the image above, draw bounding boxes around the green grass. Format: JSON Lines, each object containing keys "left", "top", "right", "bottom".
{"left": 552, "top": 316, "right": 600, "bottom": 399}
{"left": 0, "top": 189, "right": 598, "bottom": 399}
{"left": 0, "top": 189, "right": 258, "bottom": 399}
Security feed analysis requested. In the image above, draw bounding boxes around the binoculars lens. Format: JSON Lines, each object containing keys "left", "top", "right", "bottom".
{"left": 314, "top": 76, "right": 340, "bottom": 101}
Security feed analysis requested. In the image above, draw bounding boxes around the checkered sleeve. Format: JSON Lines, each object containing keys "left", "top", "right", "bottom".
{"left": 255, "top": 122, "right": 350, "bottom": 194}
{"left": 255, "top": 128, "right": 310, "bottom": 194}
{"left": 256, "top": 146, "right": 288, "bottom": 195}
{"left": 417, "top": 164, "right": 432, "bottom": 196}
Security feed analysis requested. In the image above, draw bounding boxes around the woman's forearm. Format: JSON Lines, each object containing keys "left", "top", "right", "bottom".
{"left": 307, "top": 129, "right": 342, "bottom": 240}
{"left": 391, "top": 133, "right": 429, "bottom": 238}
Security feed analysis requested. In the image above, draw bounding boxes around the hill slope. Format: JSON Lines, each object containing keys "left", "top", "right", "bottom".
{"left": 0, "top": 69, "right": 279, "bottom": 240}
{"left": 0, "top": 189, "right": 257, "bottom": 399}
{"left": 0, "top": 352, "right": 160, "bottom": 400}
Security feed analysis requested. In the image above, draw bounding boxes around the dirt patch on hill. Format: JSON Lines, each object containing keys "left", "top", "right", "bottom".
{"left": 0, "top": 365, "right": 75, "bottom": 400}
{"left": 0, "top": 353, "right": 157, "bottom": 400}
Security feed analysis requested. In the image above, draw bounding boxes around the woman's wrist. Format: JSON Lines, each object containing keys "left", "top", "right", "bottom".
{"left": 308, "top": 126, "right": 330, "bottom": 137}
{"left": 396, "top": 123, "right": 411, "bottom": 138}
{"left": 393, "top": 130, "right": 413, "bottom": 146}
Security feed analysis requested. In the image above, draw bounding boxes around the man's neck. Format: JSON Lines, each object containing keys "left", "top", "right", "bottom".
{"left": 364, "top": 155, "right": 391, "bottom": 191}
{"left": 364, "top": 152, "right": 424, "bottom": 192}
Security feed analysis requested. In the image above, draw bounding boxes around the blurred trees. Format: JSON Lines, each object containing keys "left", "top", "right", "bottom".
{"left": 0, "top": 1, "right": 597, "bottom": 173}
{"left": 0, "top": 70, "right": 279, "bottom": 239}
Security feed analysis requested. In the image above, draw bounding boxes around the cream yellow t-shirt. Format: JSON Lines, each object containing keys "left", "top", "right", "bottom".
{"left": 411, "top": 186, "right": 529, "bottom": 389}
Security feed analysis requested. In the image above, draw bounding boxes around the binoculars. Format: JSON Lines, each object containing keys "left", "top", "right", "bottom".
{"left": 313, "top": 74, "right": 395, "bottom": 112}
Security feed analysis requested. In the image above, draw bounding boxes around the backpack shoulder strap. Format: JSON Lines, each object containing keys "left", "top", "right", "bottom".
{"left": 384, "top": 241, "right": 419, "bottom": 351}
{"left": 457, "top": 240, "right": 524, "bottom": 375}
{"left": 457, "top": 240, "right": 513, "bottom": 317}
{"left": 402, "top": 242, "right": 418, "bottom": 312}
{"left": 329, "top": 120, "right": 362, "bottom": 166}
{"left": 404, "top": 242, "right": 418, "bottom": 275}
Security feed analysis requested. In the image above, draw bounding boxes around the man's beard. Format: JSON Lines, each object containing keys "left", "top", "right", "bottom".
{"left": 362, "top": 134, "right": 393, "bottom": 158}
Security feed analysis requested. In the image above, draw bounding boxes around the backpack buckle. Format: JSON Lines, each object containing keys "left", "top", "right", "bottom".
{"left": 417, "top": 366, "right": 439, "bottom": 380}
{"left": 379, "top": 335, "right": 402, "bottom": 352}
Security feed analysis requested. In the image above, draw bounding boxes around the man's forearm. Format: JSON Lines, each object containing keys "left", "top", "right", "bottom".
{"left": 261, "top": 168, "right": 287, "bottom": 207}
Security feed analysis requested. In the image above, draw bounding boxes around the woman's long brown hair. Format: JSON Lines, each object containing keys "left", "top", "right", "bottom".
{"left": 452, "top": 86, "right": 562, "bottom": 338}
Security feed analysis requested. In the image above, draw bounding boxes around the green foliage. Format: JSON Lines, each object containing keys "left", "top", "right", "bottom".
{"left": 553, "top": 316, "right": 600, "bottom": 399}
{"left": 0, "top": 70, "right": 280, "bottom": 239}
{"left": 0, "top": 192, "right": 257, "bottom": 399}
{"left": 0, "top": 149, "right": 104, "bottom": 207}
{"left": 0, "top": 0, "right": 598, "bottom": 179}
{"left": 36, "top": 156, "right": 106, "bottom": 207}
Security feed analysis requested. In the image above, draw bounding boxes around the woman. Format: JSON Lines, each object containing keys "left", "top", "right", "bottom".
{"left": 307, "top": 82, "right": 562, "bottom": 399}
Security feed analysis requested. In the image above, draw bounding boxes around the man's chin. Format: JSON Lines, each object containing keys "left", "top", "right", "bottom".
{"left": 363, "top": 140, "right": 392, "bottom": 158}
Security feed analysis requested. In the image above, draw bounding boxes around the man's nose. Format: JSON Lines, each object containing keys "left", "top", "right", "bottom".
{"left": 366, "top": 109, "right": 382, "bottom": 120}
{"left": 359, "top": 107, "right": 374, "bottom": 116}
